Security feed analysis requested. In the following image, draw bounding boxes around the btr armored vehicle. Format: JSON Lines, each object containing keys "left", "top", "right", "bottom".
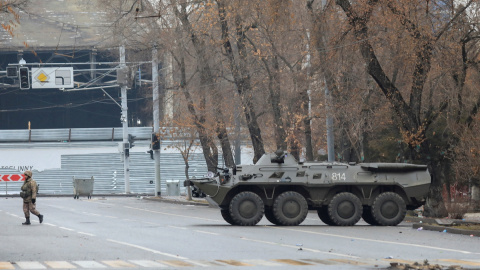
{"left": 184, "top": 151, "right": 431, "bottom": 226}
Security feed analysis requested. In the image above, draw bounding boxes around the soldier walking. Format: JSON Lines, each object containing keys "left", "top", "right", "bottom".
{"left": 20, "top": 170, "right": 43, "bottom": 225}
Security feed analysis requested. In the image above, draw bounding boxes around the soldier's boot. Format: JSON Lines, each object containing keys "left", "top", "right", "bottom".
{"left": 38, "top": 214, "right": 43, "bottom": 224}
{"left": 22, "top": 217, "right": 31, "bottom": 225}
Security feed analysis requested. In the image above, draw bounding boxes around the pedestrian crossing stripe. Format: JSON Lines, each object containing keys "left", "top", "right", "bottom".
{"left": 216, "top": 260, "right": 253, "bottom": 266}
{"left": 272, "top": 259, "right": 313, "bottom": 266}
{"left": 0, "top": 258, "right": 479, "bottom": 269}
{"left": 0, "top": 262, "right": 14, "bottom": 270}
{"left": 44, "top": 262, "right": 76, "bottom": 269}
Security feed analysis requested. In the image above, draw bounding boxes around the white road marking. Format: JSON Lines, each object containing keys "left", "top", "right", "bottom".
{"left": 44, "top": 223, "right": 56, "bottom": 227}
{"left": 58, "top": 226, "right": 75, "bottom": 231}
{"left": 239, "top": 236, "right": 359, "bottom": 259}
{"left": 129, "top": 260, "right": 167, "bottom": 267}
{"left": 72, "top": 261, "right": 107, "bottom": 268}
{"left": 78, "top": 231, "right": 96, "bottom": 237}
{"left": 106, "top": 239, "right": 189, "bottom": 260}
{"left": 271, "top": 226, "right": 479, "bottom": 255}
{"left": 44, "top": 261, "right": 77, "bottom": 269}
{"left": 167, "top": 225, "right": 187, "bottom": 230}
{"left": 194, "top": 230, "right": 220, "bottom": 235}
{"left": 16, "top": 261, "right": 46, "bottom": 269}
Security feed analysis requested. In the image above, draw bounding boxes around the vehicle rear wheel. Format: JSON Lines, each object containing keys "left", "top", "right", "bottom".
{"left": 362, "top": 206, "right": 379, "bottom": 225}
{"left": 273, "top": 191, "right": 308, "bottom": 226}
{"left": 220, "top": 209, "right": 236, "bottom": 225}
{"left": 371, "top": 192, "right": 406, "bottom": 226}
{"left": 264, "top": 208, "right": 281, "bottom": 225}
{"left": 317, "top": 206, "right": 336, "bottom": 226}
{"left": 229, "top": 191, "right": 264, "bottom": 226}
{"left": 328, "top": 192, "right": 362, "bottom": 226}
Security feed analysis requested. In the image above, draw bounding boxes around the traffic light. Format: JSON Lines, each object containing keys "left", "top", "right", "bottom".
{"left": 151, "top": 133, "right": 160, "bottom": 150}
{"left": 128, "top": 134, "right": 136, "bottom": 148}
{"left": 19, "top": 67, "right": 30, "bottom": 90}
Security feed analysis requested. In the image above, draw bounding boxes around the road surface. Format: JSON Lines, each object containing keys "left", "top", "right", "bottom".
{"left": 1, "top": 197, "right": 479, "bottom": 269}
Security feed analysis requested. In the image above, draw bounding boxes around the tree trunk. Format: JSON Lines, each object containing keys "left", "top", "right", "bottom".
{"left": 173, "top": 1, "right": 235, "bottom": 169}
{"left": 174, "top": 46, "right": 218, "bottom": 173}
{"left": 217, "top": 0, "right": 265, "bottom": 163}
{"left": 270, "top": 56, "right": 288, "bottom": 151}
{"left": 333, "top": 0, "right": 452, "bottom": 216}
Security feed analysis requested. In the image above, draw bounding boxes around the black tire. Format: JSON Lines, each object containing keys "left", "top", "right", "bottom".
{"left": 264, "top": 208, "right": 282, "bottom": 225}
{"left": 273, "top": 191, "right": 308, "bottom": 226}
{"left": 229, "top": 191, "right": 264, "bottom": 226}
{"left": 371, "top": 192, "right": 406, "bottom": 226}
{"left": 328, "top": 192, "right": 362, "bottom": 226}
{"left": 317, "top": 206, "right": 336, "bottom": 226}
{"left": 362, "top": 206, "right": 380, "bottom": 225}
{"left": 220, "top": 209, "right": 236, "bottom": 225}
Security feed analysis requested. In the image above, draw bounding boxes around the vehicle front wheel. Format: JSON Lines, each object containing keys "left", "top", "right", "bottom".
{"left": 328, "top": 192, "right": 362, "bottom": 226}
{"left": 229, "top": 191, "right": 264, "bottom": 226}
{"left": 273, "top": 191, "right": 308, "bottom": 226}
{"left": 371, "top": 192, "right": 406, "bottom": 226}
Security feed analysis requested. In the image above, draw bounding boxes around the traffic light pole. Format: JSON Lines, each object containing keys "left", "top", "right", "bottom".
{"left": 152, "top": 45, "right": 161, "bottom": 196}
{"left": 120, "top": 45, "right": 131, "bottom": 193}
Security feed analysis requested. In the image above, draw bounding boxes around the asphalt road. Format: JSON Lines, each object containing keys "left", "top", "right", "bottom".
{"left": 1, "top": 197, "right": 479, "bottom": 269}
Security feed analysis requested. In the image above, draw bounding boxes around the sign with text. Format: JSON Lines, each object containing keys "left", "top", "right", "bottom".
{"left": 31, "top": 67, "right": 74, "bottom": 89}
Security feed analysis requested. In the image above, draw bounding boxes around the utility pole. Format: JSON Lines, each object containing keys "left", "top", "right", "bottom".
{"left": 152, "top": 45, "right": 161, "bottom": 196}
{"left": 120, "top": 45, "right": 130, "bottom": 193}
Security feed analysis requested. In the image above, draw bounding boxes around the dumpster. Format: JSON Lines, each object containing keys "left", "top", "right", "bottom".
{"left": 73, "top": 176, "right": 94, "bottom": 199}
{"left": 166, "top": 180, "right": 180, "bottom": 196}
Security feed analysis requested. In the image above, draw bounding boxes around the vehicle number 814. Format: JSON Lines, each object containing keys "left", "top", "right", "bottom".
{"left": 331, "top": 173, "right": 346, "bottom": 181}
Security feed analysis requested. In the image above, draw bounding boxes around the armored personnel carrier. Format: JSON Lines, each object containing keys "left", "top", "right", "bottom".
{"left": 184, "top": 151, "right": 431, "bottom": 226}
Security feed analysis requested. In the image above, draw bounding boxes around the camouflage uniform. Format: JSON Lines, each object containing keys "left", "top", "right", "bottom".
{"left": 20, "top": 170, "right": 43, "bottom": 225}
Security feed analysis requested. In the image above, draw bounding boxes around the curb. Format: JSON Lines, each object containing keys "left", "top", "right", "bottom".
{"left": 412, "top": 223, "right": 480, "bottom": 237}
{"left": 405, "top": 216, "right": 480, "bottom": 237}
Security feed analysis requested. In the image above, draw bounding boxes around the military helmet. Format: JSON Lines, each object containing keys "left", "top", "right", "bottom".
{"left": 24, "top": 170, "right": 32, "bottom": 177}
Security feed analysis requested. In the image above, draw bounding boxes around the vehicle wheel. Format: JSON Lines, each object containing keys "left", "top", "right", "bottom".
{"left": 328, "top": 192, "right": 362, "bottom": 226}
{"left": 220, "top": 209, "right": 237, "bottom": 225}
{"left": 317, "top": 206, "right": 336, "bottom": 226}
{"left": 362, "top": 206, "right": 379, "bottom": 225}
{"left": 371, "top": 192, "right": 406, "bottom": 226}
{"left": 229, "top": 192, "right": 264, "bottom": 226}
{"left": 264, "top": 208, "right": 281, "bottom": 225}
{"left": 273, "top": 191, "right": 308, "bottom": 226}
